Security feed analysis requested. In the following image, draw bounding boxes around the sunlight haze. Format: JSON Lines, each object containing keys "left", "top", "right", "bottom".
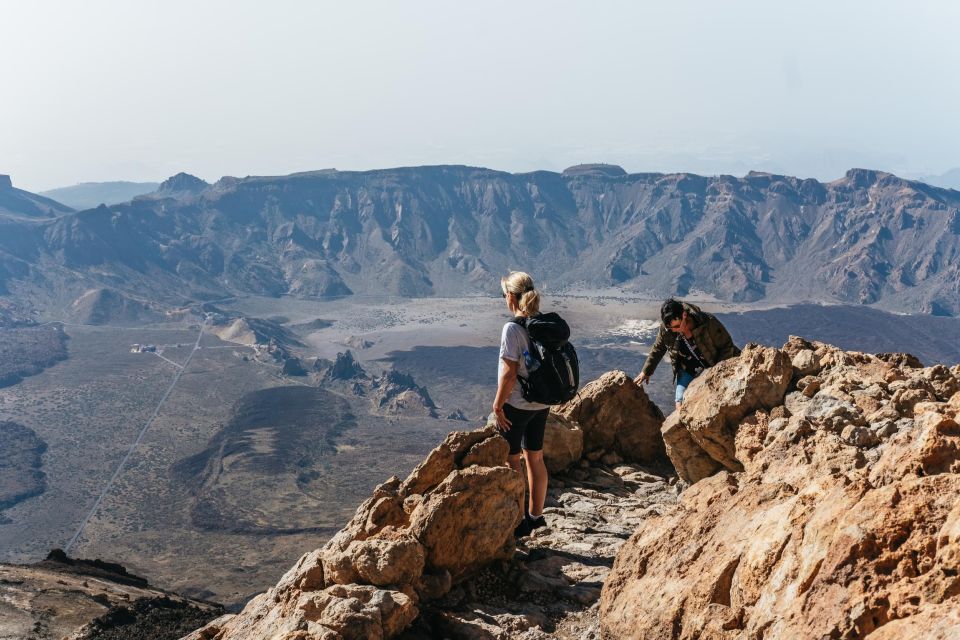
{"left": 2, "top": 0, "right": 958, "bottom": 190}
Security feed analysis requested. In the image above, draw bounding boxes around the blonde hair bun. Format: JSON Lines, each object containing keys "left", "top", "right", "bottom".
{"left": 500, "top": 271, "right": 541, "bottom": 317}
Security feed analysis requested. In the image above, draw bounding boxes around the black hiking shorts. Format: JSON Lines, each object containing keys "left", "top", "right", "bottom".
{"left": 500, "top": 404, "right": 549, "bottom": 455}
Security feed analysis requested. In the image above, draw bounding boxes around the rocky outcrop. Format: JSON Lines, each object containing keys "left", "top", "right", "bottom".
{"left": 372, "top": 370, "right": 437, "bottom": 418}
{"left": 323, "top": 350, "right": 367, "bottom": 381}
{"left": 0, "top": 551, "right": 222, "bottom": 640}
{"left": 179, "top": 339, "right": 960, "bottom": 639}
{"left": 155, "top": 172, "right": 209, "bottom": 196}
{"left": 556, "top": 370, "right": 667, "bottom": 467}
{"left": 600, "top": 337, "right": 960, "bottom": 639}
{"left": 403, "top": 459, "right": 677, "bottom": 639}
{"left": 184, "top": 426, "right": 524, "bottom": 640}
{"left": 662, "top": 343, "right": 793, "bottom": 483}
{"left": 184, "top": 371, "right": 669, "bottom": 639}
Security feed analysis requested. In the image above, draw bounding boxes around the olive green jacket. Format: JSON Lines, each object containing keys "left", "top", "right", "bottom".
{"left": 640, "top": 302, "right": 740, "bottom": 382}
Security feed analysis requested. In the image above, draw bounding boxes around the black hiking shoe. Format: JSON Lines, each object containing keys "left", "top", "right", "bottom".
{"left": 514, "top": 514, "right": 547, "bottom": 539}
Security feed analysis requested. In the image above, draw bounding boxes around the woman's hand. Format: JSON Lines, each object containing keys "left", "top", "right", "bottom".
{"left": 493, "top": 404, "right": 512, "bottom": 431}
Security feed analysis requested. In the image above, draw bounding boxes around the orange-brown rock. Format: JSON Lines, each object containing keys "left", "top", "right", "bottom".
{"left": 556, "top": 370, "right": 666, "bottom": 465}
{"left": 541, "top": 412, "right": 584, "bottom": 473}
{"left": 185, "top": 425, "right": 523, "bottom": 640}
{"left": 600, "top": 340, "right": 960, "bottom": 640}
{"left": 663, "top": 343, "right": 793, "bottom": 482}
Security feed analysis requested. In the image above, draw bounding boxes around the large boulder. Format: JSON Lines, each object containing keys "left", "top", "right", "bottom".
{"left": 600, "top": 340, "right": 960, "bottom": 639}
{"left": 184, "top": 425, "right": 523, "bottom": 640}
{"left": 663, "top": 344, "right": 792, "bottom": 482}
{"left": 541, "top": 412, "right": 583, "bottom": 473}
{"left": 555, "top": 370, "right": 667, "bottom": 466}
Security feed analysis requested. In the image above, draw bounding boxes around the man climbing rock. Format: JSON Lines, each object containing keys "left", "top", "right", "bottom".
{"left": 635, "top": 298, "right": 740, "bottom": 410}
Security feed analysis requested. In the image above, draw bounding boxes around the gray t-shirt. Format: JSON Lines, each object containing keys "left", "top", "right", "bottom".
{"left": 499, "top": 322, "right": 549, "bottom": 411}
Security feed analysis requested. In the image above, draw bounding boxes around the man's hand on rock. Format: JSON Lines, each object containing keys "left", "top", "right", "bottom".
{"left": 635, "top": 372, "right": 650, "bottom": 385}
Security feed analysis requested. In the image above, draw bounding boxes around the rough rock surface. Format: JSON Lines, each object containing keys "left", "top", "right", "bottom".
{"left": 183, "top": 425, "right": 523, "bottom": 640}
{"left": 540, "top": 413, "right": 585, "bottom": 474}
{"left": 183, "top": 374, "right": 669, "bottom": 640}
{"left": 0, "top": 552, "right": 222, "bottom": 640}
{"left": 662, "top": 343, "right": 793, "bottom": 483}
{"left": 556, "top": 370, "right": 667, "bottom": 466}
{"left": 400, "top": 460, "right": 677, "bottom": 639}
{"left": 601, "top": 337, "right": 960, "bottom": 640}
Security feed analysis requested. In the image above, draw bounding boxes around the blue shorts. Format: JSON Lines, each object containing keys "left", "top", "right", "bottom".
{"left": 675, "top": 370, "right": 696, "bottom": 403}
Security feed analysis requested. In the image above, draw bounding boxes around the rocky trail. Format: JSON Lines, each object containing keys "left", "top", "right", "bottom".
{"left": 399, "top": 458, "right": 678, "bottom": 639}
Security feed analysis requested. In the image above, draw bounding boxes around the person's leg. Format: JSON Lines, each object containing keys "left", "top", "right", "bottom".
{"left": 675, "top": 370, "right": 695, "bottom": 411}
{"left": 521, "top": 449, "right": 548, "bottom": 517}
{"left": 519, "top": 408, "right": 549, "bottom": 518}
{"left": 499, "top": 404, "right": 531, "bottom": 517}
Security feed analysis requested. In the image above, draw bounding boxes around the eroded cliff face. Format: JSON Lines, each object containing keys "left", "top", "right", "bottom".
{"left": 601, "top": 338, "right": 960, "bottom": 639}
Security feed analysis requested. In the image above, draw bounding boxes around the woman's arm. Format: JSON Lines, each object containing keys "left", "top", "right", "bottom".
{"left": 493, "top": 357, "right": 519, "bottom": 431}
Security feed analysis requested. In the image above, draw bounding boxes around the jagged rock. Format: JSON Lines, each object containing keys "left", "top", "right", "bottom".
{"left": 663, "top": 344, "right": 793, "bottom": 482}
{"left": 401, "top": 459, "right": 677, "bottom": 639}
{"left": 282, "top": 357, "right": 307, "bottom": 376}
{"left": 184, "top": 584, "right": 415, "bottom": 640}
{"left": 325, "top": 535, "right": 425, "bottom": 587}
{"left": 408, "top": 466, "right": 521, "bottom": 580}
{"left": 555, "top": 370, "right": 666, "bottom": 466}
{"left": 187, "top": 426, "right": 521, "bottom": 639}
{"left": 866, "top": 602, "right": 960, "bottom": 640}
{"left": 325, "top": 351, "right": 367, "bottom": 381}
{"left": 156, "top": 172, "right": 209, "bottom": 195}
{"left": 876, "top": 352, "right": 925, "bottom": 369}
{"left": 661, "top": 411, "right": 725, "bottom": 484}
{"left": 600, "top": 341, "right": 960, "bottom": 640}
{"left": 445, "top": 409, "right": 468, "bottom": 421}
{"left": 373, "top": 370, "right": 436, "bottom": 417}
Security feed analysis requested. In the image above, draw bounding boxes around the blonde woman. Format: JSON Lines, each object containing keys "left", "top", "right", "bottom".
{"left": 493, "top": 271, "right": 550, "bottom": 538}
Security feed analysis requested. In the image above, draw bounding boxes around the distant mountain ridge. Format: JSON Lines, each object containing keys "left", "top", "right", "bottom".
{"left": 1, "top": 164, "right": 958, "bottom": 314}
{"left": 39, "top": 181, "right": 159, "bottom": 211}
{"left": 0, "top": 175, "right": 73, "bottom": 219}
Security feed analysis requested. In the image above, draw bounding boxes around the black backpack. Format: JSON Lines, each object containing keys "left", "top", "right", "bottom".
{"left": 511, "top": 312, "right": 580, "bottom": 405}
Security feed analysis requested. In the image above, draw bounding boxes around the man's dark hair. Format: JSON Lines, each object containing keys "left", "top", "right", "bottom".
{"left": 660, "top": 298, "right": 684, "bottom": 324}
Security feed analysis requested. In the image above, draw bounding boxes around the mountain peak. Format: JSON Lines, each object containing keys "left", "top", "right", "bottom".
{"left": 157, "top": 172, "right": 209, "bottom": 194}
{"left": 841, "top": 167, "right": 894, "bottom": 188}
{"left": 562, "top": 164, "right": 627, "bottom": 178}
{"left": 0, "top": 175, "right": 12, "bottom": 190}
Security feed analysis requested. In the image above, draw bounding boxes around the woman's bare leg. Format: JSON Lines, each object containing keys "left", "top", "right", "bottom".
{"left": 522, "top": 449, "right": 548, "bottom": 517}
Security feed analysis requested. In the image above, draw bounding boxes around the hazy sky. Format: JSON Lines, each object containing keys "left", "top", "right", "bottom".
{"left": 3, "top": 0, "right": 959, "bottom": 191}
